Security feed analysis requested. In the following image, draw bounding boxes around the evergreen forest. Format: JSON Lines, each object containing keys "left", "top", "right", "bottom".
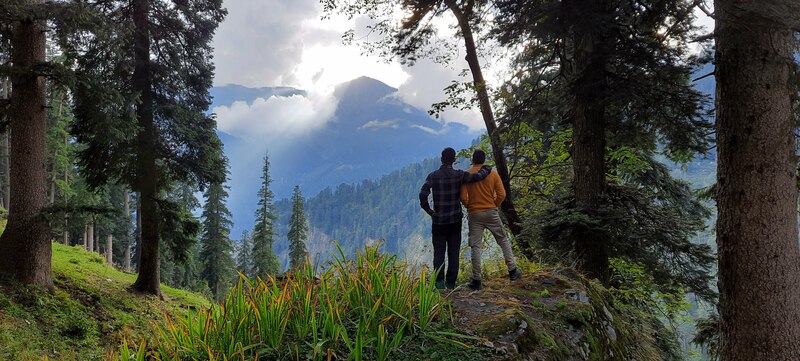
{"left": 0, "top": 0, "right": 798, "bottom": 360}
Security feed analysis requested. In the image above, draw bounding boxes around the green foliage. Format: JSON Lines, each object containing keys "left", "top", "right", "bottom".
{"left": 692, "top": 313, "right": 719, "bottom": 361}
{"left": 199, "top": 181, "right": 235, "bottom": 300}
{"left": 288, "top": 185, "right": 309, "bottom": 269}
{"left": 118, "top": 242, "right": 460, "bottom": 360}
{"left": 251, "top": 153, "right": 280, "bottom": 276}
{"left": 235, "top": 230, "right": 253, "bottom": 279}
{"left": 609, "top": 258, "right": 691, "bottom": 320}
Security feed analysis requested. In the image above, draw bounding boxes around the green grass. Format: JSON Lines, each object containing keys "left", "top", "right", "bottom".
{"left": 115, "top": 242, "right": 473, "bottom": 361}
{"left": 0, "top": 243, "right": 209, "bottom": 360}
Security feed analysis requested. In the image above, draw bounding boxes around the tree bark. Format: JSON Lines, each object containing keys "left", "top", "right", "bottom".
{"left": 444, "top": 0, "right": 524, "bottom": 238}
{"left": 568, "top": 0, "right": 610, "bottom": 285}
{"left": 715, "top": 1, "right": 800, "bottom": 359}
{"left": 0, "top": 0, "right": 52, "bottom": 288}
{"left": 123, "top": 191, "right": 131, "bottom": 271}
{"left": 83, "top": 223, "right": 88, "bottom": 249}
{"left": 0, "top": 78, "right": 9, "bottom": 211}
{"left": 105, "top": 234, "right": 113, "bottom": 266}
{"left": 87, "top": 215, "right": 94, "bottom": 253}
{"left": 130, "top": 0, "right": 162, "bottom": 296}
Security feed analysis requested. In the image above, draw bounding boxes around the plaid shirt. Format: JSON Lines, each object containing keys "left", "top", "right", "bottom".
{"left": 419, "top": 165, "right": 491, "bottom": 224}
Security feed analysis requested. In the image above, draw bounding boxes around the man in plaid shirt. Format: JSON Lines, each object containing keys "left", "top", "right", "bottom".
{"left": 420, "top": 147, "right": 491, "bottom": 289}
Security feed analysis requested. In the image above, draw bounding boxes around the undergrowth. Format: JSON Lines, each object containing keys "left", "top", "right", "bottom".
{"left": 116, "top": 242, "right": 476, "bottom": 360}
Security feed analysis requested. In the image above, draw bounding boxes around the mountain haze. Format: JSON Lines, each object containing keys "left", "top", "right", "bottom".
{"left": 211, "top": 77, "right": 479, "bottom": 237}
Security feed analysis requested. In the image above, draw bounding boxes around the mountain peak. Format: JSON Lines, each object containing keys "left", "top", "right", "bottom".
{"left": 334, "top": 76, "right": 398, "bottom": 100}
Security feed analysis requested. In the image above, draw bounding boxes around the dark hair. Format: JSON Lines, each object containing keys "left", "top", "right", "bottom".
{"left": 472, "top": 149, "right": 486, "bottom": 165}
{"left": 441, "top": 147, "right": 456, "bottom": 165}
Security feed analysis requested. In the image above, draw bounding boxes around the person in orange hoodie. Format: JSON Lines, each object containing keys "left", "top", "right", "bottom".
{"left": 460, "top": 149, "right": 521, "bottom": 290}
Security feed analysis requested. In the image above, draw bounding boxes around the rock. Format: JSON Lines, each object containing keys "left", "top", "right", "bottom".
{"left": 565, "top": 289, "right": 590, "bottom": 303}
{"left": 607, "top": 325, "right": 617, "bottom": 342}
{"left": 483, "top": 340, "right": 495, "bottom": 348}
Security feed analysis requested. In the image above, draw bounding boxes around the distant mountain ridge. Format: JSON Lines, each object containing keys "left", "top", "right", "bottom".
{"left": 211, "top": 77, "right": 479, "bottom": 237}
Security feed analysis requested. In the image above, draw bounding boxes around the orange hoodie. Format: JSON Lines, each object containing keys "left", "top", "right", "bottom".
{"left": 460, "top": 164, "right": 505, "bottom": 214}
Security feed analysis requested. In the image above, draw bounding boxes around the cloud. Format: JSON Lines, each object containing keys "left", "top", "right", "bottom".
{"left": 212, "top": 0, "right": 408, "bottom": 90}
{"left": 358, "top": 119, "right": 400, "bottom": 131}
{"left": 213, "top": 91, "right": 338, "bottom": 140}
{"left": 410, "top": 124, "right": 441, "bottom": 135}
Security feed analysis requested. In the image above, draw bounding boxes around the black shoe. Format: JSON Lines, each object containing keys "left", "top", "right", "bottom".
{"left": 509, "top": 268, "right": 522, "bottom": 281}
{"left": 445, "top": 283, "right": 456, "bottom": 290}
{"left": 467, "top": 279, "right": 482, "bottom": 291}
{"left": 435, "top": 280, "right": 446, "bottom": 290}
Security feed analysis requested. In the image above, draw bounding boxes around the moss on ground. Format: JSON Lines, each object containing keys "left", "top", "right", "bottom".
{"left": 447, "top": 268, "right": 681, "bottom": 361}
{"left": 0, "top": 243, "right": 208, "bottom": 360}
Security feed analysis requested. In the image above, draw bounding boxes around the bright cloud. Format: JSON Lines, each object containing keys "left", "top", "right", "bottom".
{"left": 213, "top": 91, "right": 338, "bottom": 139}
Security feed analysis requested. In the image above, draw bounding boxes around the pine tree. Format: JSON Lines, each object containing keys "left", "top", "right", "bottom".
{"left": 287, "top": 185, "right": 308, "bottom": 270}
{"left": 492, "top": 0, "right": 713, "bottom": 284}
{"left": 236, "top": 230, "right": 253, "bottom": 279}
{"left": 251, "top": 153, "right": 280, "bottom": 276}
{"left": 0, "top": 0, "right": 52, "bottom": 287}
{"left": 714, "top": 1, "right": 800, "bottom": 359}
{"left": 199, "top": 181, "right": 234, "bottom": 300}
{"left": 70, "top": 0, "right": 227, "bottom": 295}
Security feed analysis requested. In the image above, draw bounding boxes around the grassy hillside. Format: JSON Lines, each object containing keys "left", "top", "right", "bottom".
{"left": 0, "top": 243, "right": 209, "bottom": 360}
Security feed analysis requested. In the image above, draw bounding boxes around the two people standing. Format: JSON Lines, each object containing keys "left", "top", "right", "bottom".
{"left": 419, "top": 147, "right": 520, "bottom": 290}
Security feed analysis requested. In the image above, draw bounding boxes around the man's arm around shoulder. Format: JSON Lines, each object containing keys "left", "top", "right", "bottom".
{"left": 462, "top": 165, "right": 492, "bottom": 184}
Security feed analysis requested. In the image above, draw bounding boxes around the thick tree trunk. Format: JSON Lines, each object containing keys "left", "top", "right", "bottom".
{"left": 86, "top": 215, "right": 94, "bottom": 253}
{"left": 715, "top": 1, "right": 800, "bottom": 359}
{"left": 130, "top": 0, "right": 161, "bottom": 296}
{"left": 444, "top": 0, "right": 524, "bottom": 238}
{"left": 105, "top": 235, "right": 113, "bottom": 266}
{"left": 0, "top": 0, "right": 52, "bottom": 288}
{"left": 0, "top": 78, "right": 8, "bottom": 211}
{"left": 569, "top": 1, "right": 610, "bottom": 285}
{"left": 123, "top": 191, "right": 131, "bottom": 271}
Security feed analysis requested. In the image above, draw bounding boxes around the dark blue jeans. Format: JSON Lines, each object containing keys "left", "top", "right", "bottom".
{"left": 432, "top": 221, "right": 461, "bottom": 288}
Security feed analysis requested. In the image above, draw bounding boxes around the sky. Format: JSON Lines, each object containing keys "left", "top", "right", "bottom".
{"left": 210, "top": 0, "right": 715, "bottom": 138}
{"left": 210, "top": 0, "right": 499, "bottom": 134}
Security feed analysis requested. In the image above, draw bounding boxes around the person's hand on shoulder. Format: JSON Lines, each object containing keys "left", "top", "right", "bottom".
{"left": 481, "top": 165, "right": 493, "bottom": 172}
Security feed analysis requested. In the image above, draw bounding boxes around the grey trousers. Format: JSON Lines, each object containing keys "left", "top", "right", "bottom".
{"left": 467, "top": 208, "right": 517, "bottom": 281}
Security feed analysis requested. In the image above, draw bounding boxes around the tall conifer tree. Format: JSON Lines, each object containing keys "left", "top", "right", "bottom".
{"left": 251, "top": 153, "right": 279, "bottom": 276}
{"left": 236, "top": 230, "right": 253, "bottom": 279}
{"left": 200, "top": 181, "right": 234, "bottom": 300}
{"left": 70, "top": 0, "right": 227, "bottom": 295}
{"left": 288, "top": 185, "right": 308, "bottom": 270}
{"left": 493, "top": 0, "right": 713, "bottom": 284}
{"left": 714, "top": 0, "right": 800, "bottom": 359}
{"left": 0, "top": 0, "right": 52, "bottom": 287}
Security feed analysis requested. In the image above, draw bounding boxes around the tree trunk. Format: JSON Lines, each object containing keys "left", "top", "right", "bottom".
{"left": 83, "top": 223, "right": 88, "bottom": 249}
{"left": 130, "top": 0, "right": 161, "bottom": 296}
{"left": 62, "top": 133, "right": 68, "bottom": 245}
{"left": 715, "top": 1, "right": 800, "bottom": 359}
{"left": 123, "top": 191, "right": 131, "bottom": 271}
{"left": 48, "top": 96, "right": 63, "bottom": 206}
{"left": 105, "top": 235, "right": 113, "bottom": 266}
{"left": 568, "top": 0, "right": 610, "bottom": 285}
{"left": 0, "top": 0, "right": 52, "bottom": 288}
{"left": 0, "top": 78, "right": 9, "bottom": 210}
{"left": 135, "top": 192, "right": 142, "bottom": 272}
{"left": 87, "top": 215, "right": 94, "bottom": 253}
{"left": 444, "top": 0, "right": 524, "bottom": 238}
